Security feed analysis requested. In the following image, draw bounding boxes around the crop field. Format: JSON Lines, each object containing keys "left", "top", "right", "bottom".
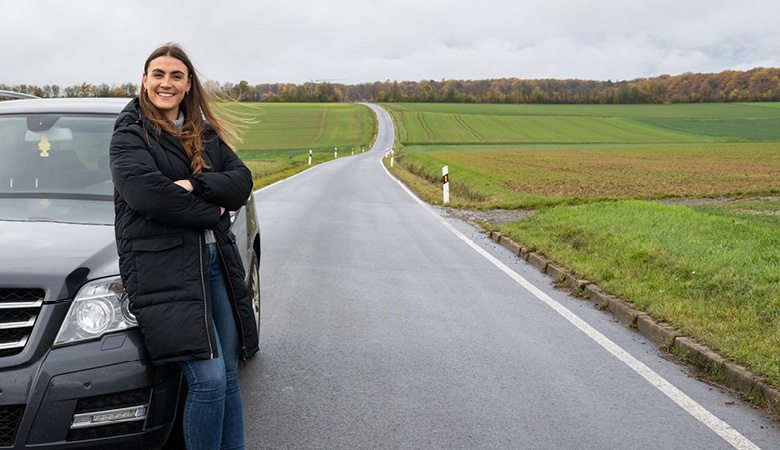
{"left": 216, "top": 103, "right": 376, "bottom": 187}
{"left": 385, "top": 102, "right": 780, "bottom": 119}
{"left": 383, "top": 102, "right": 780, "bottom": 207}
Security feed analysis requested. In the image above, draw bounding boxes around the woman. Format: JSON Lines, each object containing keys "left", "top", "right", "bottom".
{"left": 110, "top": 43, "right": 258, "bottom": 450}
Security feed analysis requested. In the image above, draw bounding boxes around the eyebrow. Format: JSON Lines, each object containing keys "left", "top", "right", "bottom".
{"left": 150, "top": 68, "right": 186, "bottom": 76}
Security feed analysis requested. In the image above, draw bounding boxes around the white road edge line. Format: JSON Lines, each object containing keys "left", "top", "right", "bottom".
{"left": 379, "top": 158, "right": 761, "bottom": 450}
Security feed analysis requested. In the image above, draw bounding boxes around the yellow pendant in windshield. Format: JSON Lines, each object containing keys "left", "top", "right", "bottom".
{"left": 39, "top": 134, "right": 50, "bottom": 157}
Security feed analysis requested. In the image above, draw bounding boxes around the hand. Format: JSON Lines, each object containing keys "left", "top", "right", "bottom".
{"left": 220, "top": 207, "right": 226, "bottom": 215}
{"left": 174, "top": 179, "right": 193, "bottom": 192}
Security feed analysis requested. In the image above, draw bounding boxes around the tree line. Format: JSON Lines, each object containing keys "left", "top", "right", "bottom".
{"left": 0, "top": 82, "right": 139, "bottom": 99}
{"left": 4, "top": 67, "right": 779, "bottom": 104}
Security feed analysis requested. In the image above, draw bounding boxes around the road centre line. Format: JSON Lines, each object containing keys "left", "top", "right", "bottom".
{"left": 378, "top": 158, "right": 761, "bottom": 450}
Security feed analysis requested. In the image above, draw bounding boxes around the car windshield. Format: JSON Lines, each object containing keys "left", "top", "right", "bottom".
{"left": 0, "top": 114, "right": 116, "bottom": 200}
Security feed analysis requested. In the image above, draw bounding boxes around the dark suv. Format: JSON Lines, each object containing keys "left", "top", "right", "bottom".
{"left": 0, "top": 97, "right": 261, "bottom": 449}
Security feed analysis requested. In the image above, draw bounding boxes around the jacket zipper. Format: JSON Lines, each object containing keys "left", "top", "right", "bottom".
{"left": 215, "top": 242, "right": 248, "bottom": 359}
{"left": 198, "top": 232, "right": 215, "bottom": 358}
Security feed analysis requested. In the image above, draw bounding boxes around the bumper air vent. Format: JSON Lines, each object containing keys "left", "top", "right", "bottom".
{"left": 0, "top": 405, "right": 25, "bottom": 446}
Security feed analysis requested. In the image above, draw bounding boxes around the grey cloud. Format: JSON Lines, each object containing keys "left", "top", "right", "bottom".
{"left": 1, "top": 0, "right": 778, "bottom": 87}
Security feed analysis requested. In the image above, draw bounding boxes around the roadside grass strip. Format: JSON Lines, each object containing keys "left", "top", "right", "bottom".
{"left": 496, "top": 200, "right": 780, "bottom": 389}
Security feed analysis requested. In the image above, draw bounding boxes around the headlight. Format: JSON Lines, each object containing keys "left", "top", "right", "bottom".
{"left": 54, "top": 277, "right": 138, "bottom": 347}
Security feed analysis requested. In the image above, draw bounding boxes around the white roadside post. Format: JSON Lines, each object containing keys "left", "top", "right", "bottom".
{"left": 308, "top": 149, "right": 312, "bottom": 165}
{"left": 335, "top": 147, "right": 338, "bottom": 158}
{"left": 352, "top": 147, "right": 354, "bottom": 155}
{"left": 362, "top": 145, "right": 364, "bottom": 153}
{"left": 442, "top": 166, "right": 450, "bottom": 204}
{"left": 390, "top": 149, "right": 394, "bottom": 167}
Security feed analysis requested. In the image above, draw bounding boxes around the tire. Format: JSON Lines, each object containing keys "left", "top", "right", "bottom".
{"left": 248, "top": 250, "right": 261, "bottom": 336}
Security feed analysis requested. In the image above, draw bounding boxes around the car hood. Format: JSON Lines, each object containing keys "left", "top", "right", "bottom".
{"left": 0, "top": 198, "right": 118, "bottom": 302}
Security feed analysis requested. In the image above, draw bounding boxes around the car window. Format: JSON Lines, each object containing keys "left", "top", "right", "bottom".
{"left": 0, "top": 114, "right": 116, "bottom": 198}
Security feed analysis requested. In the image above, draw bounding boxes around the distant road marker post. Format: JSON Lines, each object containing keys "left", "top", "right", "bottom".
{"left": 443, "top": 166, "right": 450, "bottom": 204}
{"left": 335, "top": 147, "right": 338, "bottom": 158}
{"left": 308, "top": 149, "right": 312, "bottom": 165}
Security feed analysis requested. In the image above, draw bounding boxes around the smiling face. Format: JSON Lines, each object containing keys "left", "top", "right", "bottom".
{"left": 142, "top": 56, "right": 192, "bottom": 121}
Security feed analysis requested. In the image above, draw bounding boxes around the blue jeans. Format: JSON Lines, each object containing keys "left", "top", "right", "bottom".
{"left": 178, "top": 243, "right": 246, "bottom": 450}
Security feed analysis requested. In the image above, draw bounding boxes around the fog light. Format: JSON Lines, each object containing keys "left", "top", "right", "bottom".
{"left": 71, "top": 405, "right": 147, "bottom": 429}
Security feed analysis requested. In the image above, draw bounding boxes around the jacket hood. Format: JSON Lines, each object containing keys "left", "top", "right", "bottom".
{"left": 114, "top": 97, "right": 143, "bottom": 131}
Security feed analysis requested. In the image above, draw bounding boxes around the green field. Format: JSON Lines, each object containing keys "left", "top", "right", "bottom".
{"left": 383, "top": 102, "right": 780, "bottom": 208}
{"left": 385, "top": 102, "right": 780, "bottom": 119}
{"left": 218, "top": 103, "right": 376, "bottom": 187}
{"left": 387, "top": 102, "right": 780, "bottom": 145}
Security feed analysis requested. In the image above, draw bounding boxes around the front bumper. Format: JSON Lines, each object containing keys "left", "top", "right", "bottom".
{"left": 0, "top": 303, "right": 181, "bottom": 449}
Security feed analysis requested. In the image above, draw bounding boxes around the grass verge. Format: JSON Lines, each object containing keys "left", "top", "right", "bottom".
{"left": 495, "top": 199, "right": 780, "bottom": 387}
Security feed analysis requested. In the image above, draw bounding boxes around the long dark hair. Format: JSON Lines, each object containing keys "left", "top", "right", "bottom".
{"left": 139, "top": 43, "right": 239, "bottom": 174}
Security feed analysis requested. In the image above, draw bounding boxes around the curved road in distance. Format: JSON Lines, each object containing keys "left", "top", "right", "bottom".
{"left": 241, "top": 104, "right": 780, "bottom": 449}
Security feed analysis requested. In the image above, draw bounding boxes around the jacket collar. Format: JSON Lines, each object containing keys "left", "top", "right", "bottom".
{"left": 118, "top": 98, "right": 194, "bottom": 168}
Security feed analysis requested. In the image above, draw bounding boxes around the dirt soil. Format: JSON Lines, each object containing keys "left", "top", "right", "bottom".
{"left": 432, "top": 206, "right": 537, "bottom": 225}
{"left": 433, "top": 195, "right": 780, "bottom": 226}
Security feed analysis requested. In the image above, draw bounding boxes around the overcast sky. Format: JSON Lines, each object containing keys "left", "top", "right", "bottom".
{"left": 2, "top": 0, "right": 778, "bottom": 88}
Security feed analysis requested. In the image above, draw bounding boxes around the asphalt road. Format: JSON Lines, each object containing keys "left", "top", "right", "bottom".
{"left": 241, "top": 104, "right": 780, "bottom": 449}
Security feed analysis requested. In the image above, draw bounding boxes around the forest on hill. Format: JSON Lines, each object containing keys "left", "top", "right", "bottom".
{"left": 3, "top": 67, "right": 779, "bottom": 104}
{"left": 252, "top": 67, "right": 780, "bottom": 104}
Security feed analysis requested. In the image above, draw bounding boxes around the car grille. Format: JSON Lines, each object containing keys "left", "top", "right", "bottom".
{"left": 0, "top": 288, "right": 44, "bottom": 358}
{"left": 0, "top": 405, "right": 25, "bottom": 446}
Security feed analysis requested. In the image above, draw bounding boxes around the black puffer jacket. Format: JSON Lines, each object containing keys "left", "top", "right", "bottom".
{"left": 110, "top": 98, "right": 258, "bottom": 365}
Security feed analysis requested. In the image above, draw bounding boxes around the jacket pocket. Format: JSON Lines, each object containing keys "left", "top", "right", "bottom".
{"left": 130, "top": 234, "right": 185, "bottom": 301}
{"left": 131, "top": 234, "right": 183, "bottom": 252}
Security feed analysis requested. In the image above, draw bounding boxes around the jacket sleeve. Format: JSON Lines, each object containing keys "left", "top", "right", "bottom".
{"left": 110, "top": 126, "right": 222, "bottom": 229}
{"left": 188, "top": 137, "right": 253, "bottom": 211}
